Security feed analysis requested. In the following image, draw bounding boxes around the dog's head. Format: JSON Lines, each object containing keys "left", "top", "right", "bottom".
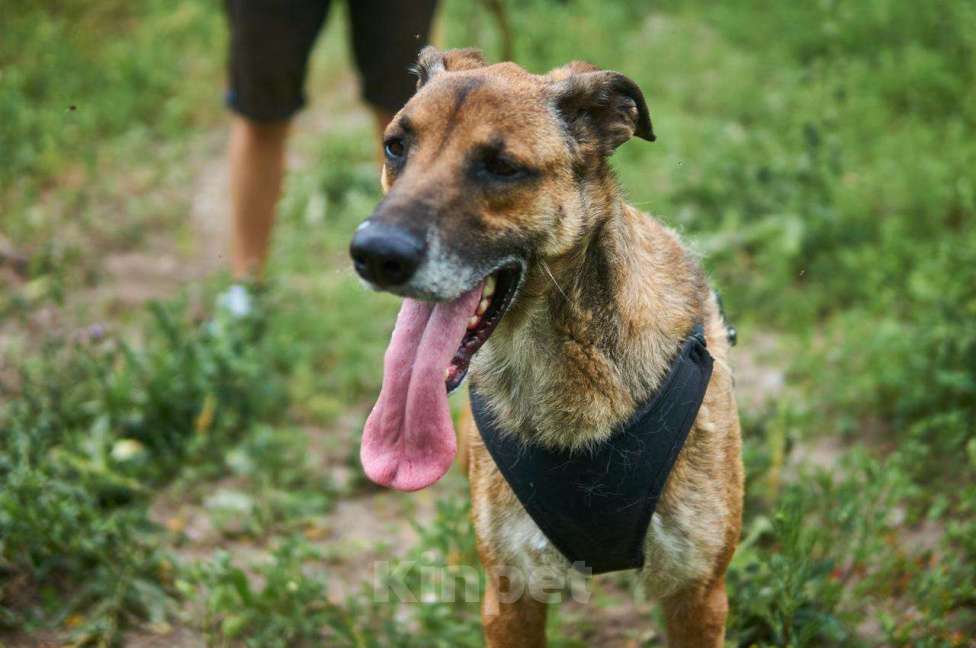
{"left": 351, "top": 47, "right": 654, "bottom": 388}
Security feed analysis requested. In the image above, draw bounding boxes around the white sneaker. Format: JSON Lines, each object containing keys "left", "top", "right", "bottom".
{"left": 216, "top": 284, "right": 253, "bottom": 318}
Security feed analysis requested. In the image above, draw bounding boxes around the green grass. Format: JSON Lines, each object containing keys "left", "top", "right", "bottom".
{"left": 2, "top": 0, "right": 975, "bottom": 646}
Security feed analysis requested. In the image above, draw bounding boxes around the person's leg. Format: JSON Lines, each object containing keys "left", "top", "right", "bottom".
{"left": 224, "top": 0, "right": 330, "bottom": 281}
{"left": 348, "top": 0, "right": 439, "bottom": 148}
{"left": 229, "top": 116, "right": 289, "bottom": 280}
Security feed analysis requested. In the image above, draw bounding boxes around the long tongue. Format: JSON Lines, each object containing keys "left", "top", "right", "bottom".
{"left": 361, "top": 285, "right": 483, "bottom": 491}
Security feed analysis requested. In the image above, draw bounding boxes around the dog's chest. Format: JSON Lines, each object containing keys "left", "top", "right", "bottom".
{"left": 475, "top": 325, "right": 631, "bottom": 443}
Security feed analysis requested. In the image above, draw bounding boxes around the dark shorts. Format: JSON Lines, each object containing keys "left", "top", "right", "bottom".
{"left": 225, "top": 0, "right": 438, "bottom": 121}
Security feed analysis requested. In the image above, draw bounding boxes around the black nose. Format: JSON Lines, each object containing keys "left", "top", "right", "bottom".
{"left": 349, "top": 223, "right": 426, "bottom": 288}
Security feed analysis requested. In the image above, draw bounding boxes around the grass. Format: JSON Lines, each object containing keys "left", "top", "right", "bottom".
{"left": 2, "top": 0, "right": 975, "bottom": 646}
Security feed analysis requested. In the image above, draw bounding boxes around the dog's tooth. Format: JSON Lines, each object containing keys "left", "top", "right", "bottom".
{"left": 444, "top": 368, "right": 451, "bottom": 380}
{"left": 468, "top": 315, "right": 480, "bottom": 329}
{"left": 483, "top": 275, "right": 496, "bottom": 297}
{"left": 477, "top": 299, "right": 489, "bottom": 316}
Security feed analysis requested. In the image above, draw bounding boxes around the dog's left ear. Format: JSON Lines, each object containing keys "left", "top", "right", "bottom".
{"left": 550, "top": 68, "right": 655, "bottom": 155}
{"left": 413, "top": 47, "right": 487, "bottom": 89}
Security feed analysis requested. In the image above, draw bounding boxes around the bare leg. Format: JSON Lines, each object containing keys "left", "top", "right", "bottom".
{"left": 660, "top": 577, "right": 729, "bottom": 648}
{"left": 482, "top": 571, "right": 548, "bottom": 648}
{"left": 228, "top": 116, "right": 289, "bottom": 281}
{"left": 228, "top": 108, "right": 392, "bottom": 280}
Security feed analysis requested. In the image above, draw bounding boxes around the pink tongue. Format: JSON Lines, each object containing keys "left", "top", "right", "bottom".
{"left": 361, "top": 285, "right": 483, "bottom": 491}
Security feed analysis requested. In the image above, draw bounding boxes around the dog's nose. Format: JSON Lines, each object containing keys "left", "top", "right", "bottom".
{"left": 350, "top": 223, "right": 426, "bottom": 288}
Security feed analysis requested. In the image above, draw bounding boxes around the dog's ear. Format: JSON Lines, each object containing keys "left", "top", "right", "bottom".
{"left": 413, "top": 47, "right": 487, "bottom": 89}
{"left": 550, "top": 66, "right": 655, "bottom": 155}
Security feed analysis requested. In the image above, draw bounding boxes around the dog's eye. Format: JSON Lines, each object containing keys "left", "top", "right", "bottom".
{"left": 384, "top": 138, "right": 406, "bottom": 160}
{"left": 483, "top": 152, "right": 521, "bottom": 178}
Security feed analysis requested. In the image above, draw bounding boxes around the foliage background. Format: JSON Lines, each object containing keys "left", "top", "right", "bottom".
{"left": 1, "top": 0, "right": 974, "bottom": 646}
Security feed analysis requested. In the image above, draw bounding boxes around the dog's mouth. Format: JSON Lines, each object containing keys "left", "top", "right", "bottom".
{"left": 445, "top": 264, "right": 522, "bottom": 393}
{"left": 360, "top": 263, "right": 523, "bottom": 492}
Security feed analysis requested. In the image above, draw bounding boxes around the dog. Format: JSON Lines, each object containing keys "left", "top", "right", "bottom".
{"left": 350, "top": 47, "right": 743, "bottom": 648}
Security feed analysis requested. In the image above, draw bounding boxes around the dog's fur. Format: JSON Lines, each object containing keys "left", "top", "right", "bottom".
{"left": 375, "top": 48, "right": 743, "bottom": 648}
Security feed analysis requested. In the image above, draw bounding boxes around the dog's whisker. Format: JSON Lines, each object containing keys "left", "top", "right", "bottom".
{"left": 541, "top": 259, "right": 569, "bottom": 302}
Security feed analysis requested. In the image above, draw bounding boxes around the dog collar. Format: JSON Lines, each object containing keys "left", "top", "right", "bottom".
{"left": 470, "top": 324, "right": 713, "bottom": 575}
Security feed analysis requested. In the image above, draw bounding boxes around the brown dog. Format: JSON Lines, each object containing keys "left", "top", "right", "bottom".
{"left": 351, "top": 47, "right": 743, "bottom": 647}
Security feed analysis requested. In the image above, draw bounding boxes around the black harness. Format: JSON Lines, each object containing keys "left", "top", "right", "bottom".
{"left": 470, "top": 324, "right": 714, "bottom": 575}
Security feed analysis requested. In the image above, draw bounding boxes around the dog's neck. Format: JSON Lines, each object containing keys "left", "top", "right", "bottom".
{"left": 472, "top": 193, "right": 706, "bottom": 450}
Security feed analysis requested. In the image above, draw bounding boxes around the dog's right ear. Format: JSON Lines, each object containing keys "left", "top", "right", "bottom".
{"left": 412, "top": 47, "right": 487, "bottom": 89}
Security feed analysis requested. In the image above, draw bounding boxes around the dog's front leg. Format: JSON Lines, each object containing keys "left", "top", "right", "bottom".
{"left": 660, "top": 576, "right": 729, "bottom": 648}
{"left": 482, "top": 570, "right": 548, "bottom": 648}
